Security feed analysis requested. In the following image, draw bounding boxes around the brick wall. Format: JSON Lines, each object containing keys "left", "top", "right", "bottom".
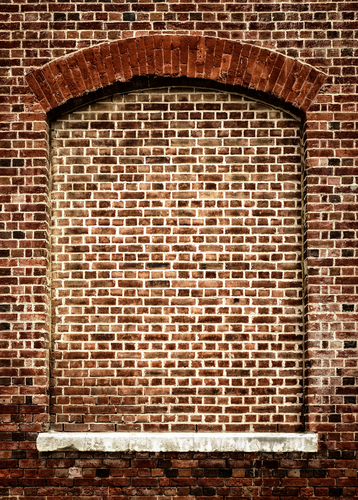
{"left": 51, "top": 87, "right": 302, "bottom": 432}
{"left": 1, "top": 0, "right": 358, "bottom": 498}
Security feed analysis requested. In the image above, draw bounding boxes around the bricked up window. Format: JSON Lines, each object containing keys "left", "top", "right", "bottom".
{"left": 50, "top": 87, "right": 303, "bottom": 433}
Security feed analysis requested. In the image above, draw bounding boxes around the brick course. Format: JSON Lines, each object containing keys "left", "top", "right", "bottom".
{"left": 1, "top": 0, "right": 358, "bottom": 498}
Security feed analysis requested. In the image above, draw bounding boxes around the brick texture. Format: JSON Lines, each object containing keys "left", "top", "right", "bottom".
{"left": 26, "top": 35, "right": 326, "bottom": 117}
{"left": 50, "top": 88, "right": 302, "bottom": 432}
{"left": 1, "top": 0, "right": 358, "bottom": 498}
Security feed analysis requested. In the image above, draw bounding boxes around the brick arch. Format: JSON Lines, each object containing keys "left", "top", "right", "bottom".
{"left": 26, "top": 35, "right": 326, "bottom": 118}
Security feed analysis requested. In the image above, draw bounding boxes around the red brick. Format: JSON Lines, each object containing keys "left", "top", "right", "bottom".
{"left": 82, "top": 47, "right": 102, "bottom": 89}
{"left": 74, "top": 50, "right": 95, "bottom": 92}
{"left": 126, "top": 38, "right": 140, "bottom": 78}
{"left": 99, "top": 43, "right": 116, "bottom": 85}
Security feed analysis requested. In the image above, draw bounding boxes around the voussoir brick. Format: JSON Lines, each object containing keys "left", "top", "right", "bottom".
{"left": 50, "top": 86, "right": 304, "bottom": 432}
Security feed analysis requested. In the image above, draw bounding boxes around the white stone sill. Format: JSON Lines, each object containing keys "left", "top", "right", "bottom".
{"left": 37, "top": 432, "right": 318, "bottom": 453}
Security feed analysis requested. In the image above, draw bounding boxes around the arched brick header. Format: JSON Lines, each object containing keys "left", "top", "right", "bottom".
{"left": 26, "top": 35, "right": 326, "bottom": 117}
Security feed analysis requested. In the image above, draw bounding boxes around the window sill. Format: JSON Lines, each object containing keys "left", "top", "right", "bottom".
{"left": 37, "top": 432, "right": 318, "bottom": 453}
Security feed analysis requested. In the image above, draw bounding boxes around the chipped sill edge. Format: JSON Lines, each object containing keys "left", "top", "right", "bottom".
{"left": 37, "top": 431, "right": 318, "bottom": 453}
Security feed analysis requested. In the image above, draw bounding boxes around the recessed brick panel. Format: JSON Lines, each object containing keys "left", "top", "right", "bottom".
{"left": 51, "top": 87, "right": 303, "bottom": 432}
